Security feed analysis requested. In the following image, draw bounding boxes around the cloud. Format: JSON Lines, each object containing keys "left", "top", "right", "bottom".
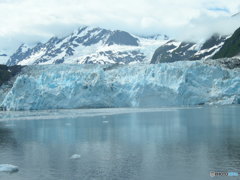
{"left": 0, "top": 0, "right": 239, "bottom": 58}
{"left": 176, "top": 14, "right": 240, "bottom": 42}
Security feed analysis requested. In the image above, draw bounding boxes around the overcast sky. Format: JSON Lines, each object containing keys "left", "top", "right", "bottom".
{"left": 0, "top": 0, "right": 240, "bottom": 57}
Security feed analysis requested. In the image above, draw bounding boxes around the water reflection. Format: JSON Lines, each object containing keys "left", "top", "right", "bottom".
{"left": 0, "top": 106, "right": 239, "bottom": 180}
{"left": 0, "top": 122, "right": 17, "bottom": 148}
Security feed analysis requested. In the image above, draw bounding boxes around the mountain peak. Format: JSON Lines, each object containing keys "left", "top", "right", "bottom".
{"left": 105, "top": 30, "right": 139, "bottom": 46}
{"left": 6, "top": 26, "right": 168, "bottom": 66}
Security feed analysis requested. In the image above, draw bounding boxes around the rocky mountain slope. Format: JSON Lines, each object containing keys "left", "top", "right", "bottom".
{"left": 0, "top": 65, "right": 23, "bottom": 86}
{"left": 213, "top": 27, "right": 240, "bottom": 59}
{"left": 0, "top": 65, "right": 23, "bottom": 106}
{"left": 6, "top": 26, "right": 168, "bottom": 66}
{"left": 151, "top": 34, "right": 228, "bottom": 64}
{"left": 151, "top": 11, "right": 240, "bottom": 64}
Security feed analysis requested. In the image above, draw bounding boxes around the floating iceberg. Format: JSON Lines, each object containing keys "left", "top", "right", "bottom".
{"left": 1, "top": 61, "right": 240, "bottom": 110}
{"left": 70, "top": 154, "right": 81, "bottom": 160}
{"left": 0, "top": 164, "right": 19, "bottom": 173}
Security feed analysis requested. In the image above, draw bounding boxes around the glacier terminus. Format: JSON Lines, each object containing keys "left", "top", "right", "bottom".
{"left": 1, "top": 60, "right": 240, "bottom": 110}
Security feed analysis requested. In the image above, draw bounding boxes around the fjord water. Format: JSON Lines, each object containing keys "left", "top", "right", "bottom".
{"left": 0, "top": 106, "right": 240, "bottom": 180}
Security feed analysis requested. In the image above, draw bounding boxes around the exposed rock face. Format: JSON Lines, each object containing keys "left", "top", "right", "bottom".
{"left": 151, "top": 34, "right": 227, "bottom": 64}
{"left": 0, "top": 65, "right": 23, "bottom": 106}
{"left": 105, "top": 30, "right": 139, "bottom": 46}
{"left": 213, "top": 27, "right": 240, "bottom": 59}
{"left": 205, "top": 57, "right": 240, "bottom": 69}
{"left": 0, "top": 65, "right": 23, "bottom": 86}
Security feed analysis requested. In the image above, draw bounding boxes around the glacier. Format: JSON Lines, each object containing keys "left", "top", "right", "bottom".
{"left": 1, "top": 60, "right": 240, "bottom": 110}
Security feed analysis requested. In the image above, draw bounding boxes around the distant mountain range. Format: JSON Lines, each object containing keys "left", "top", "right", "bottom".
{"left": 6, "top": 27, "right": 168, "bottom": 66}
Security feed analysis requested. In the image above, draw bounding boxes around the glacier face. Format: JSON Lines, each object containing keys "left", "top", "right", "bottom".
{"left": 1, "top": 61, "right": 240, "bottom": 110}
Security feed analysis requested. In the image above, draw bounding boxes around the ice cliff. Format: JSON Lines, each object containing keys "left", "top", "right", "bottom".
{"left": 1, "top": 60, "right": 240, "bottom": 110}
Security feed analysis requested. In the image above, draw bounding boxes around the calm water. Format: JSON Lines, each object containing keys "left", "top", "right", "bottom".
{"left": 0, "top": 106, "right": 240, "bottom": 180}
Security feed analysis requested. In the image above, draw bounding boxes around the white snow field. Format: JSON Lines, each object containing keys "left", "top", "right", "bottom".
{"left": 1, "top": 60, "right": 240, "bottom": 110}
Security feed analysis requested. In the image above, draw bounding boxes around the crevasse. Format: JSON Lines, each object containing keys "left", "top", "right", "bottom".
{"left": 1, "top": 61, "right": 240, "bottom": 110}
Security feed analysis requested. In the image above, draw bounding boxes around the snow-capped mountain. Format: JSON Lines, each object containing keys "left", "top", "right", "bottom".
{"left": 151, "top": 34, "right": 228, "bottom": 64}
{"left": 6, "top": 25, "right": 239, "bottom": 66}
{"left": 7, "top": 26, "right": 168, "bottom": 66}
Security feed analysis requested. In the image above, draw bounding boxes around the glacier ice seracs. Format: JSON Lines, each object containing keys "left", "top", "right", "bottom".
{"left": 1, "top": 60, "right": 240, "bottom": 110}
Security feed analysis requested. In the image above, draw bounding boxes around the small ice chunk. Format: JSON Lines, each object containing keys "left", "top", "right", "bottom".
{"left": 65, "top": 123, "right": 72, "bottom": 126}
{"left": 102, "top": 121, "right": 109, "bottom": 124}
{"left": 70, "top": 154, "right": 81, "bottom": 160}
{"left": 0, "top": 164, "right": 19, "bottom": 173}
{"left": 5, "top": 124, "right": 16, "bottom": 127}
